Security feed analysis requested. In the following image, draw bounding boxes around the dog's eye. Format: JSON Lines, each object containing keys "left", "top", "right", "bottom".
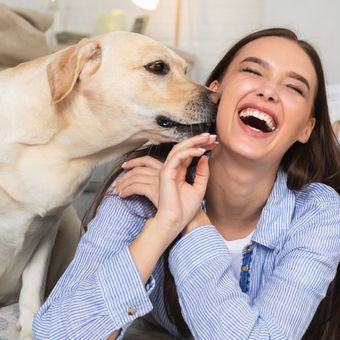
{"left": 144, "top": 61, "right": 170, "bottom": 75}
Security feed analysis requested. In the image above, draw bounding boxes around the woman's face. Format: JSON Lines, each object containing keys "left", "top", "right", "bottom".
{"left": 212, "top": 36, "right": 317, "bottom": 166}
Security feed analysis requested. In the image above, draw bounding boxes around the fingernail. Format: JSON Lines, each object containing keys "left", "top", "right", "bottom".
{"left": 200, "top": 132, "right": 210, "bottom": 136}
{"left": 121, "top": 162, "right": 127, "bottom": 168}
{"left": 198, "top": 147, "right": 206, "bottom": 153}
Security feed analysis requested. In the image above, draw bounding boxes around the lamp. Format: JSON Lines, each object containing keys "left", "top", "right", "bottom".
{"left": 131, "top": 0, "right": 181, "bottom": 48}
{"left": 174, "top": 0, "right": 181, "bottom": 48}
{"left": 131, "top": 0, "right": 160, "bottom": 11}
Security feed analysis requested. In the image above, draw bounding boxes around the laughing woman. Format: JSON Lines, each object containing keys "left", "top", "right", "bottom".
{"left": 33, "top": 28, "right": 340, "bottom": 340}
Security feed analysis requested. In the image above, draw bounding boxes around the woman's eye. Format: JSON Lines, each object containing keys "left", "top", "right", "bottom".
{"left": 287, "top": 84, "right": 304, "bottom": 96}
{"left": 242, "top": 67, "right": 262, "bottom": 76}
{"left": 144, "top": 61, "right": 170, "bottom": 75}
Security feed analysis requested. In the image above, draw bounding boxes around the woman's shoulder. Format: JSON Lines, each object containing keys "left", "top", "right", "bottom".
{"left": 294, "top": 181, "right": 339, "bottom": 209}
{"left": 270, "top": 181, "right": 339, "bottom": 253}
{"left": 288, "top": 182, "right": 340, "bottom": 235}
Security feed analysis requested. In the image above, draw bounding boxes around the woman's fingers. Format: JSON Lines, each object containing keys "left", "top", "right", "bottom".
{"left": 115, "top": 134, "right": 217, "bottom": 211}
{"left": 162, "top": 147, "right": 206, "bottom": 179}
{"left": 115, "top": 170, "right": 160, "bottom": 206}
{"left": 114, "top": 157, "right": 162, "bottom": 205}
{"left": 115, "top": 168, "right": 159, "bottom": 192}
{"left": 192, "top": 155, "right": 209, "bottom": 197}
{"left": 119, "top": 183, "right": 159, "bottom": 207}
{"left": 121, "top": 155, "right": 163, "bottom": 171}
{"left": 167, "top": 133, "right": 217, "bottom": 158}
{"left": 156, "top": 147, "right": 209, "bottom": 231}
{"left": 117, "top": 167, "right": 159, "bottom": 185}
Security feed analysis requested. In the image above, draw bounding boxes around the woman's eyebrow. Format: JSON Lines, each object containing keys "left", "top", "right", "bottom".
{"left": 240, "top": 56, "right": 310, "bottom": 91}
{"left": 240, "top": 56, "right": 269, "bottom": 67}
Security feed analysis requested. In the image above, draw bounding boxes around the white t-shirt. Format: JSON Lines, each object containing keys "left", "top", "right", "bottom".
{"left": 224, "top": 231, "right": 254, "bottom": 281}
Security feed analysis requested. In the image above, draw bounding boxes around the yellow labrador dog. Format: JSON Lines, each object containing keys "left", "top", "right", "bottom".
{"left": 0, "top": 32, "right": 216, "bottom": 339}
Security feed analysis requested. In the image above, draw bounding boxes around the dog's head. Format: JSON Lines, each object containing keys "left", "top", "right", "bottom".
{"left": 47, "top": 32, "right": 217, "bottom": 145}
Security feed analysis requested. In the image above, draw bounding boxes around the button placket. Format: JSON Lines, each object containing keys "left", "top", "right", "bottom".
{"left": 239, "top": 243, "right": 253, "bottom": 293}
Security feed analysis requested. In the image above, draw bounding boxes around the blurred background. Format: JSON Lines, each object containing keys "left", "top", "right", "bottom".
{"left": 0, "top": 0, "right": 339, "bottom": 83}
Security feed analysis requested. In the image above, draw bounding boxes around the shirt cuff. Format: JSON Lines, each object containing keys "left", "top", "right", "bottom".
{"left": 169, "top": 225, "right": 231, "bottom": 286}
{"left": 97, "top": 246, "right": 154, "bottom": 331}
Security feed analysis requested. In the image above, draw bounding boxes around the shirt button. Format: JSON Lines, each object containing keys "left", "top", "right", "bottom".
{"left": 128, "top": 307, "right": 137, "bottom": 316}
{"left": 241, "top": 264, "right": 250, "bottom": 272}
{"left": 244, "top": 245, "right": 252, "bottom": 253}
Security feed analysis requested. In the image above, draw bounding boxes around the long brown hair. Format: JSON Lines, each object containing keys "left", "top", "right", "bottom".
{"left": 83, "top": 28, "right": 340, "bottom": 339}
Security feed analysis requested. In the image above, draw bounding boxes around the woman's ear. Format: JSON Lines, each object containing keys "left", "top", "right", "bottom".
{"left": 298, "top": 117, "right": 316, "bottom": 144}
{"left": 208, "top": 80, "right": 221, "bottom": 104}
{"left": 209, "top": 80, "right": 220, "bottom": 92}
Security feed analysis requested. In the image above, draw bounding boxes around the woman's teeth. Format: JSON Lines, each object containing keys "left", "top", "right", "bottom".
{"left": 239, "top": 108, "right": 276, "bottom": 132}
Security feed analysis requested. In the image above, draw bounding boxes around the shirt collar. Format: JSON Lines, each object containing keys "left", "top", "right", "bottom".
{"left": 252, "top": 169, "right": 296, "bottom": 249}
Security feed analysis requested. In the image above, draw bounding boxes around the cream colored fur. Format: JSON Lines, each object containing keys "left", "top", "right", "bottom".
{"left": 0, "top": 31, "right": 215, "bottom": 339}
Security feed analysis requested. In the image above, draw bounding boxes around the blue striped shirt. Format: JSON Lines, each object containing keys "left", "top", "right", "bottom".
{"left": 32, "top": 170, "right": 340, "bottom": 339}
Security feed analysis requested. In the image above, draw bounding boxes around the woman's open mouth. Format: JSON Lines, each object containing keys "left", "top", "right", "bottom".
{"left": 238, "top": 108, "right": 277, "bottom": 133}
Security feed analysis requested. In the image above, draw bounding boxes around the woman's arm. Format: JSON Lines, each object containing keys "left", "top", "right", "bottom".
{"left": 169, "top": 201, "right": 340, "bottom": 340}
{"left": 33, "top": 193, "right": 156, "bottom": 340}
{"left": 121, "top": 133, "right": 217, "bottom": 283}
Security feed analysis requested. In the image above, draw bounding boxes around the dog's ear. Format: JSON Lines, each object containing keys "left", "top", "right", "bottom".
{"left": 47, "top": 38, "right": 102, "bottom": 104}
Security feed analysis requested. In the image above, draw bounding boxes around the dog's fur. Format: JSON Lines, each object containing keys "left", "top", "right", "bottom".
{"left": 0, "top": 31, "right": 215, "bottom": 338}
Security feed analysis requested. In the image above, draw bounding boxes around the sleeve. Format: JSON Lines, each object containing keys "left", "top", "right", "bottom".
{"left": 168, "top": 203, "right": 340, "bottom": 340}
{"left": 32, "top": 193, "right": 155, "bottom": 340}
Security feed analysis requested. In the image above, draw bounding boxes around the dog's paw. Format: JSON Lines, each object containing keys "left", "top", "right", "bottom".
{"left": 16, "top": 314, "right": 34, "bottom": 340}
{"left": 16, "top": 323, "right": 34, "bottom": 340}
{"left": 16, "top": 321, "right": 22, "bottom": 332}
{"left": 16, "top": 322, "right": 33, "bottom": 340}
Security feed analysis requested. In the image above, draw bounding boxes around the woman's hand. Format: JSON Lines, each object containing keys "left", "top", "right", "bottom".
{"left": 115, "top": 155, "right": 162, "bottom": 207}
{"left": 127, "top": 134, "right": 217, "bottom": 284}
{"left": 116, "top": 133, "right": 217, "bottom": 237}
{"left": 115, "top": 134, "right": 217, "bottom": 209}
{"left": 154, "top": 134, "right": 217, "bottom": 237}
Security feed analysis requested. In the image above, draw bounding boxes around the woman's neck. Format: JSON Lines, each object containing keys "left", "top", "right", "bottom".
{"left": 206, "top": 148, "right": 278, "bottom": 240}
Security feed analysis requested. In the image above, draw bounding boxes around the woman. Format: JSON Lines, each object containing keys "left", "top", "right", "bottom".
{"left": 33, "top": 28, "right": 340, "bottom": 339}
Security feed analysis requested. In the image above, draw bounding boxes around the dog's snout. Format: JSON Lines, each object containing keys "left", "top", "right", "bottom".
{"left": 196, "top": 90, "right": 218, "bottom": 123}
{"left": 152, "top": 87, "right": 218, "bottom": 142}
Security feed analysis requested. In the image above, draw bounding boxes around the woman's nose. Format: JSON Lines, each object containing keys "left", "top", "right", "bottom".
{"left": 256, "top": 84, "right": 279, "bottom": 103}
